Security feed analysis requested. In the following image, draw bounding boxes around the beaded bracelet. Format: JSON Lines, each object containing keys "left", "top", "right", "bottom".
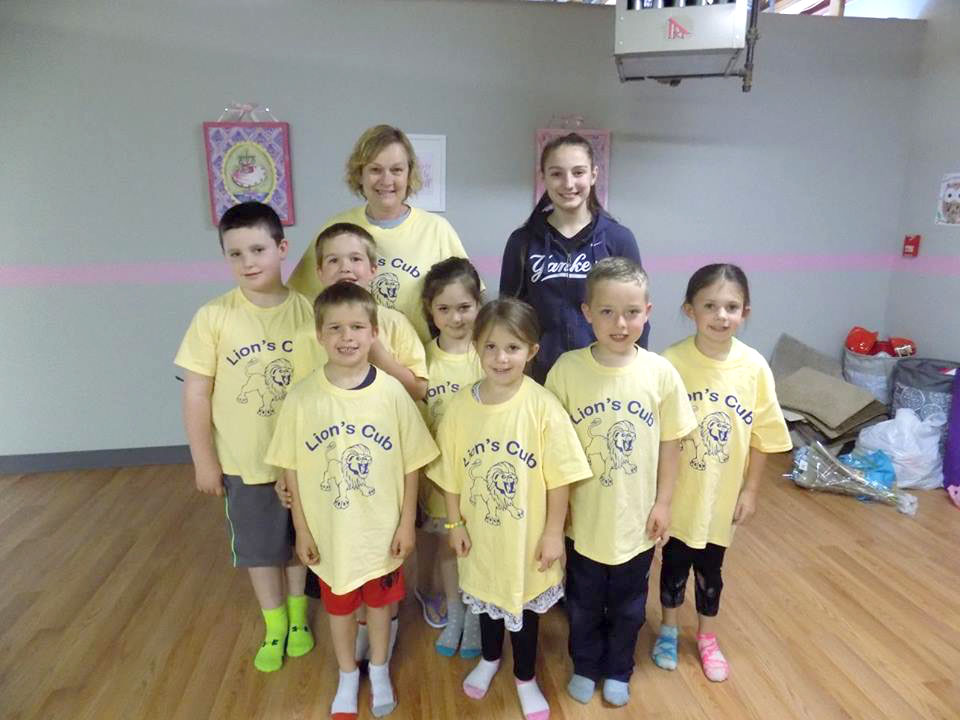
{"left": 443, "top": 519, "right": 465, "bottom": 530}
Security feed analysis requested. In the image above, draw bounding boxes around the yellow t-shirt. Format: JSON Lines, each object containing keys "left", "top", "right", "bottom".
{"left": 265, "top": 368, "right": 439, "bottom": 594}
{"left": 426, "top": 377, "right": 592, "bottom": 617}
{"left": 287, "top": 206, "right": 470, "bottom": 343}
{"left": 420, "top": 339, "right": 485, "bottom": 519}
{"left": 174, "top": 288, "right": 313, "bottom": 485}
{"left": 663, "top": 336, "right": 792, "bottom": 548}
{"left": 545, "top": 346, "right": 698, "bottom": 565}
{"left": 289, "top": 305, "right": 428, "bottom": 385}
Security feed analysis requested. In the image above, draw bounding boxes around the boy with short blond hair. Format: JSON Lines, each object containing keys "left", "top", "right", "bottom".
{"left": 267, "top": 282, "right": 438, "bottom": 718}
{"left": 290, "top": 222, "right": 427, "bottom": 400}
{"left": 545, "top": 257, "right": 697, "bottom": 707}
{"left": 175, "top": 201, "right": 314, "bottom": 673}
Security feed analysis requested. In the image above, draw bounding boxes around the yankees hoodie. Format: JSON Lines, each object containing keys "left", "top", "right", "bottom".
{"left": 500, "top": 206, "right": 649, "bottom": 384}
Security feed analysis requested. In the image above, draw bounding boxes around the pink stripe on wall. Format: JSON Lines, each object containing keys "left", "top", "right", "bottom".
{"left": 470, "top": 253, "right": 960, "bottom": 276}
{"left": 1, "top": 254, "right": 959, "bottom": 288}
{"left": 0, "top": 261, "right": 232, "bottom": 288}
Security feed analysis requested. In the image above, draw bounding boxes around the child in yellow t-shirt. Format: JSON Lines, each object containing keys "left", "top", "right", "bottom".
{"left": 283, "top": 222, "right": 428, "bottom": 656}
{"left": 174, "top": 202, "right": 315, "bottom": 674}
{"left": 545, "top": 258, "right": 697, "bottom": 707}
{"left": 652, "top": 264, "right": 791, "bottom": 683}
{"left": 288, "top": 222, "right": 428, "bottom": 400}
{"left": 266, "top": 282, "right": 438, "bottom": 719}
{"left": 414, "top": 258, "right": 485, "bottom": 659}
{"left": 427, "top": 298, "right": 592, "bottom": 720}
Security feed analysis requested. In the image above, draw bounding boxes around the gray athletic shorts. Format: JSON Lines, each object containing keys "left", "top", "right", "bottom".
{"left": 223, "top": 475, "right": 293, "bottom": 567}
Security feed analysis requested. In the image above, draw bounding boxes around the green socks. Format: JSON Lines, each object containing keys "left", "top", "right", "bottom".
{"left": 286, "top": 594, "right": 315, "bottom": 658}
{"left": 253, "top": 596, "right": 314, "bottom": 671}
{"left": 255, "top": 605, "right": 288, "bottom": 672}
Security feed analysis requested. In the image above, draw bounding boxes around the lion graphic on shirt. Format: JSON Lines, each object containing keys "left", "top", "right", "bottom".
{"left": 583, "top": 418, "right": 638, "bottom": 487}
{"left": 371, "top": 272, "right": 400, "bottom": 308}
{"left": 236, "top": 357, "right": 293, "bottom": 416}
{"left": 683, "top": 411, "right": 732, "bottom": 471}
{"left": 321, "top": 442, "right": 375, "bottom": 509}
{"left": 467, "top": 458, "right": 524, "bottom": 526}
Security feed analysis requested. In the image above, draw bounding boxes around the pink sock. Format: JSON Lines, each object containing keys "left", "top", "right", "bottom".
{"left": 515, "top": 678, "right": 549, "bottom": 720}
{"left": 697, "top": 632, "right": 729, "bottom": 682}
{"left": 463, "top": 658, "right": 500, "bottom": 699}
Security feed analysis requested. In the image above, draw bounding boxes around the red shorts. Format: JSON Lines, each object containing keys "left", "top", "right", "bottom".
{"left": 318, "top": 568, "right": 405, "bottom": 616}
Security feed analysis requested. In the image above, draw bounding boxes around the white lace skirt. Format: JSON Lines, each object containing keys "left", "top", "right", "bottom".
{"left": 462, "top": 583, "right": 564, "bottom": 632}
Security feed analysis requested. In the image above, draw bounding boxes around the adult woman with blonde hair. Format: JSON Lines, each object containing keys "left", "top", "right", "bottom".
{"left": 289, "top": 124, "right": 471, "bottom": 652}
{"left": 289, "top": 124, "right": 472, "bottom": 343}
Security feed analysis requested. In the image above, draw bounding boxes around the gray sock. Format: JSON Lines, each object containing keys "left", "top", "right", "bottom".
{"left": 459, "top": 606, "right": 481, "bottom": 658}
{"left": 435, "top": 597, "right": 465, "bottom": 655}
{"left": 603, "top": 678, "right": 630, "bottom": 707}
{"left": 567, "top": 673, "right": 595, "bottom": 703}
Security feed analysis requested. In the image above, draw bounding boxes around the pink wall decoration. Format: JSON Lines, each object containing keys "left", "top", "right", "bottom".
{"left": 203, "top": 121, "right": 295, "bottom": 226}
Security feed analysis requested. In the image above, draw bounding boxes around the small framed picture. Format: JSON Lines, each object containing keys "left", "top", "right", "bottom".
{"left": 936, "top": 172, "right": 960, "bottom": 226}
{"left": 408, "top": 134, "right": 446, "bottom": 212}
{"left": 203, "top": 121, "right": 295, "bottom": 226}
{"left": 535, "top": 128, "right": 611, "bottom": 208}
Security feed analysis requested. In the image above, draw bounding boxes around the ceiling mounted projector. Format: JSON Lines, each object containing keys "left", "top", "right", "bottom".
{"left": 614, "top": 0, "right": 760, "bottom": 92}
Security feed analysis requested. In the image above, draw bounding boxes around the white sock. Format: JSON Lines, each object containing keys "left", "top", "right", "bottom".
{"left": 387, "top": 616, "right": 399, "bottom": 660}
{"left": 331, "top": 668, "right": 360, "bottom": 716}
{"left": 355, "top": 621, "right": 369, "bottom": 663}
{"left": 369, "top": 661, "right": 396, "bottom": 717}
{"left": 516, "top": 678, "right": 550, "bottom": 719}
{"left": 463, "top": 658, "right": 501, "bottom": 699}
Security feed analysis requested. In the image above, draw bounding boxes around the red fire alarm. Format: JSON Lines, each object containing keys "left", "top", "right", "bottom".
{"left": 903, "top": 234, "right": 921, "bottom": 257}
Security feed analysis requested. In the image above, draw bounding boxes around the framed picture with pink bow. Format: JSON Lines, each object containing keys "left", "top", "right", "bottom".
{"left": 203, "top": 121, "right": 295, "bottom": 226}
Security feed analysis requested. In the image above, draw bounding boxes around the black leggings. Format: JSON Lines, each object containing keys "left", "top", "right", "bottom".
{"left": 480, "top": 610, "right": 540, "bottom": 681}
{"left": 659, "top": 537, "right": 726, "bottom": 617}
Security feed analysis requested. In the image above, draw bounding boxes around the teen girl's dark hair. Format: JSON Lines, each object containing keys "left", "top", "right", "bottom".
{"left": 533, "top": 133, "right": 603, "bottom": 217}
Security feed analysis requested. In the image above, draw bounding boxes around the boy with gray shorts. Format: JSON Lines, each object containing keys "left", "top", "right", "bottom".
{"left": 175, "top": 201, "right": 315, "bottom": 672}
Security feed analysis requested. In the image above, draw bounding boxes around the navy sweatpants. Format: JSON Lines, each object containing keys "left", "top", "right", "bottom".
{"left": 565, "top": 537, "right": 655, "bottom": 682}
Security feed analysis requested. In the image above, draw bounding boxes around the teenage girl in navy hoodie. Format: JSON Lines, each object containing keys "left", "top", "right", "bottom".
{"left": 500, "top": 133, "right": 648, "bottom": 383}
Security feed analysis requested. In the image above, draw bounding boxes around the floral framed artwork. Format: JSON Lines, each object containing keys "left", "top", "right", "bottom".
{"left": 534, "top": 128, "right": 611, "bottom": 208}
{"left": 407, "top": 134, "right": 447, "bottom": 212}
{"left": 203, "top": 121, "right": 295, "bottom": 226}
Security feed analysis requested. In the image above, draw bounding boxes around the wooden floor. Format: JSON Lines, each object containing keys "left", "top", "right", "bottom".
{"left": 2, "top": 454, "right": 958, "bottom": 720}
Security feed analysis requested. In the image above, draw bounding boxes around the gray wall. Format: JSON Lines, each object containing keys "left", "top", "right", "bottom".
{"left": 886, "top": 0, "right": 960, "bottom": 360}
{"left": 0, "top": 0, "right": 929, "bottom": 455}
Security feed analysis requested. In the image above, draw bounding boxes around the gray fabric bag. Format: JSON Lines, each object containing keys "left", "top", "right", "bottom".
{"left": 892, "top": 358, "right": 959, "bottom": 455}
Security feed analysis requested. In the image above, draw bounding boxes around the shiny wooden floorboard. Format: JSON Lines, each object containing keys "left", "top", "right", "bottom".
{"left": 1, "top": 455, "right": 958, "bottom": 720}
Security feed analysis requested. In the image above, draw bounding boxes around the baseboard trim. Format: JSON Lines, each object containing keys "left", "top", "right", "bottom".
{"left": 0, "top": 445, "right": 192, "bottom": 475}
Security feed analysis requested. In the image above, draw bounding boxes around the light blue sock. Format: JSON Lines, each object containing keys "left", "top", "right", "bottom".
{"left": 567, "top": 673, "right": 595, "bottom": 704}
{"left": 652, "top": 624, "right": 679, "bottom": 671}
{"left": 602, "top": 678, "right": 630, "bottom": 707}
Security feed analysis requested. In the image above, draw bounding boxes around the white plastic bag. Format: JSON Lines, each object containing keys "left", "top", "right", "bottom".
{"left": 855, "top": 408, "right": 945, "bottom": 489}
